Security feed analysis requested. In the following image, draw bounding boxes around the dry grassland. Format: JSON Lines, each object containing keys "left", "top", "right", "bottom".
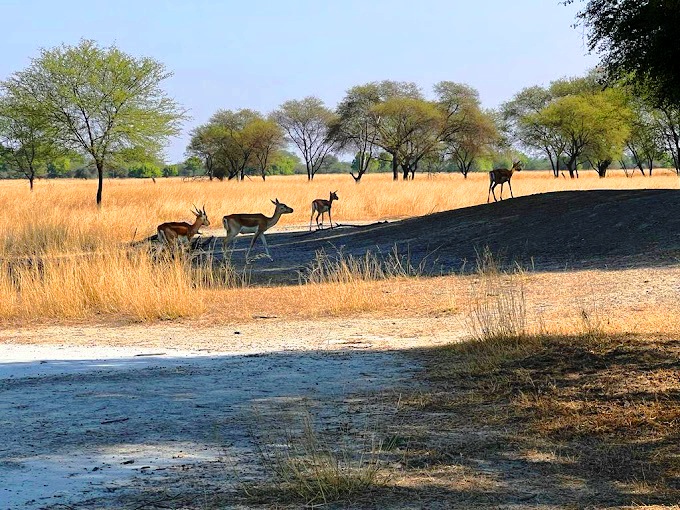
{"left": 0, "top": 169, "right": 678, "bottom": 325}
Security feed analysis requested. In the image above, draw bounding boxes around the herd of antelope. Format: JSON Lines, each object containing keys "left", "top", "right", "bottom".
{"left": 156, "top": 191, "right": 340, "bottom": 262}
{"left": 156, "top": 161, "right": 523, "bottom": 262}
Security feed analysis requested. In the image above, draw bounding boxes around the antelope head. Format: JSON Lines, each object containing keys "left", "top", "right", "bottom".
{"left": 330, "top": 190, "right": 339, "bottom": 202}
{"left": 192, "top": 204, "right": 210, "bottom": 227}
{"left": 271, "top": 198, "right": 294, "bottom": 215}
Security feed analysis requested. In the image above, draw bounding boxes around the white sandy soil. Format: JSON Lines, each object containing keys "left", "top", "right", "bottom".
{"left": 0, "top": 318, "right": 455, "bottom": 509}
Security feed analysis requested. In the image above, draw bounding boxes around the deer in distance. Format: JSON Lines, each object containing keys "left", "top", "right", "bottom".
{"left": 157, "top": 205, "right": 210, "bottom": 247}
{"left": 309, "top": 191, "right": 339, "bottom": 231}
{"left": 222, "top": 198, "right": 294, "bottom": 262}
{"left": 487, "top": 161, "right": 523, "bottom": 203}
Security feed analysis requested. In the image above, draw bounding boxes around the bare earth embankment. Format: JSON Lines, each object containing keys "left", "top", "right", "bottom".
{"left": 2, "top": 188, "right": 680, "bottom": 508}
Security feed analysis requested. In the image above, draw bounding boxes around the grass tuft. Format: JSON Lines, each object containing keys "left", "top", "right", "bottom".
{"left": 244, "top": 411, "right": 385, "bottom": 507}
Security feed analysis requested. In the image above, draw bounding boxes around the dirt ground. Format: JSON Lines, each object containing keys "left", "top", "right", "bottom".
{"left": 2, "top": 189, "right": 680, "bottom": 509}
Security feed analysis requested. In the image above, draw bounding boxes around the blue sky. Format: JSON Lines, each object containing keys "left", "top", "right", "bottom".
{"left": 3, "top": 0, "right": 598, "bottom": 163}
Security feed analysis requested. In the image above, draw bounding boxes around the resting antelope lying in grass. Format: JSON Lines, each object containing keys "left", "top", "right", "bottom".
{"left": 222, "top": 199, "right": 294, "bottom": 262}
{"left": 157, "top": 205, "right": 210, "bottom": 246}
{"left": 310, "top": 190, "right": 339, "bottom": 231}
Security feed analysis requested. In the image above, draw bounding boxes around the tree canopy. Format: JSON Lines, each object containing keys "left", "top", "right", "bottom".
{"left": 1, "top": 39, "right": 185, "bottom": 204}
{"left": 572, "top": 0, "right": 680, "bottom": 107}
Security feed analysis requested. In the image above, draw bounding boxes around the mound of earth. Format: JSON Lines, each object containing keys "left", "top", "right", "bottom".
{"left": 198, "top": 189, "right": 680, "bottom": 284}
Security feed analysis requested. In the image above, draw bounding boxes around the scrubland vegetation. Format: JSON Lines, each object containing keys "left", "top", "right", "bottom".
{"left": 0, "top": 170, "right": 676, "bottom": 324}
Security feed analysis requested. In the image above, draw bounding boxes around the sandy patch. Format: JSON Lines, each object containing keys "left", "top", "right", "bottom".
{"left": 0, "top": 322, "right": 431, "bottom": 509}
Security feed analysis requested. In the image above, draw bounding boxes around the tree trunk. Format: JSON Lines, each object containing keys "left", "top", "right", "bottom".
{"left": 547, "top": 151, "right": 558, "bottom": 177}
{"left": 566, "top": 156, "right": 578, "bottom": 178}
{"left": 29, "top": 175, "right": 34, "bottom": 191}
{"left": 596, "top": 159, "right": 611, "bottom": 178}
{"left": 96, "top": 160, "right": 104, "bottom": 206}
{"left": 350, "top": 171, "right": 362, "bottom": 183}
{"left": 391, "top": 155, "right": 399, "bottom": 181}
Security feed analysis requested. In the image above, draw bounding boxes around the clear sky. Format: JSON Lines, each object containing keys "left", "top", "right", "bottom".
{"left": 3, "top": 0, "right": 598, "bottom": 163}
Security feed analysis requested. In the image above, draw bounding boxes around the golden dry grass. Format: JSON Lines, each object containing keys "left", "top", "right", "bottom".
{"left": 0, "top": 169, "right": 678, "bottom": 324}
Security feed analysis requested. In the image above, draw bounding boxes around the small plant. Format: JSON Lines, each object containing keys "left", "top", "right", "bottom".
{"left": 466, "top": 275, "right": 527, "bottom": 342}
{"left": 244, "top": 411, "right": 384, "bottom": 506}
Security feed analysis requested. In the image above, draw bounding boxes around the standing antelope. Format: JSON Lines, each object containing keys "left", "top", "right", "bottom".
{"left": 222, "top": 198, "right": 294, "bottom": 262}
{"left": 309, "top": 191, "right": 339, "bottom": 231}
{"left": 157, "top": 205, "right": 210, "bottom": 246}
{"left": 487, "top": 161, "right": 523, "bottom": 203}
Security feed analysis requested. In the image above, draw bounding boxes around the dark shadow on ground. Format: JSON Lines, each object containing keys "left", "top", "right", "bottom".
{"left": 3, "top": 333, "right": 678, "bottom": 508}
{"left": 191, "top": 189, "right": 680, "bottom": 285}
{"left": 388, "top": 333, "right": 680, "bottom": 508}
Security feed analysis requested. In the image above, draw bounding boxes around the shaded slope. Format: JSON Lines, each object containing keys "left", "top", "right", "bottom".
{"left": 207, "top": 189, "right": 680, "bottom": 284}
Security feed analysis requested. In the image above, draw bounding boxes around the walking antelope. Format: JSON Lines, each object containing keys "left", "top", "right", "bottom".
{"left": 487, "top": 161, "right": 523, "bottom": 203}
{"left": 222, "top": 199, "right": 294, "bottom": 262}
{"left": 157, "top": 205, "right": 210, "bottom": 246}
{"left": 309, "top": 191, "right": 339, "bottom": 231}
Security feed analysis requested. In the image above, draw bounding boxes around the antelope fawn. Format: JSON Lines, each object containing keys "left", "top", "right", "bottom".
{"left": 310, "top": 191, "right": 339, "bottom": 230}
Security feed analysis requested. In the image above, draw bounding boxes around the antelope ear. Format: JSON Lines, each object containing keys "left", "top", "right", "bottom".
{"left": 271, "top": 199, "right": 276, "bottom": 205}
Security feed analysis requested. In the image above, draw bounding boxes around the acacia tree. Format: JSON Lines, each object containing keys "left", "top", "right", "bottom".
{"left": 332, "top": 81, "right": 423, "bottom": 182}
{"left": 446, "top": 107, "right": 500, "bottom": 177}
{"left": 273, "top": 97, "right": 339, "bottom": 181}
{"left": 248, "top": 117, "right": 285, "bottom": 180}
{"left": 209, "top": 109, "right": 262, "bottom": 180}
{"left": 539, "top": 88, "right": 632, "bottom": 177}
{"left": 656, "top": 104, "right": 680, "bottom": 174}
{"left": 3, "top": 39, "right": 185, "bottom": 205}
{"left": 187, "top": 124, "right": 221, "bottom": 180}
{"left": 624, "top": 93, "right": 666, "bottom": 176}
{"left": 0, "top": 93, "right": 57, "bottom": 190}
{"left": 502, "top": 86, "right": 566, "bottom": 176}
{"left": 436, "top": 82, "right": 500, "bottom": 178}
{"left": 332, "top": 84, "right": 382, "bottom": 183}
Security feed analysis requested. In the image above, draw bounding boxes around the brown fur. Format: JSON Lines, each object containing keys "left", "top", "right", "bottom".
{"left": 310, "top": 191, "right": 339, "bottom": 231}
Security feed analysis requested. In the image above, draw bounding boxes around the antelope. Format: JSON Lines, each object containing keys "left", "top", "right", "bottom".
{"left": 309, "top": 191, "right": 339, "bottom": 231}
{"left": 222, "top": 198, "right": 294, "bottom": 262}
{"left": 487, "top": 161, "right": 523, "bottom": 203}
{"left": 157, "top": 205, "right": 210, "bottom": 246}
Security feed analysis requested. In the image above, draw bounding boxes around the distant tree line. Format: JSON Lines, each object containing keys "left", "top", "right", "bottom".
{"left": 1, "top": 2, "right": 679, "bottom": 204}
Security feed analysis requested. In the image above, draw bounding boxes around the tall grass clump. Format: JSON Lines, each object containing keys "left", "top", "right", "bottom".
{"left": 0, "top": 249, "right": 203, "bottom": 321}
{"left": 294, "top": 246, "right": 426, "bottom": 315}
{"left": 466, "top": 248, "right": 528, "bottom": 341}
{"left": 456, "top": 248, "right": 542, "bottom": 373}
{"left": 245, "top": 412, "right": 384, "bottom": 506}
{"left": 0, "top": 247, "right": 245, "bottom": 322}
{"left": 301, "top": 246, "right": 424, "bottom": 284}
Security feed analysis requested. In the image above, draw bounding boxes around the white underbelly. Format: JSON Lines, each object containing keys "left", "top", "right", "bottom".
{"left": 237, "top": 226, "right": 259, "bottom": 234}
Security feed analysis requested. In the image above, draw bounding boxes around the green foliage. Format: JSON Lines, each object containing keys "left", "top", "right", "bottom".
{"left": 269, "top": 150, "right": 301, "bottom": 175}
{"left": 537, "top": 86, "right": 632, "bottom": 176}
{"left": 0, "top": 87, "right": 59, "bottom": 188}
{"left": 127, "top": 161, "right": 161, "bottom": 178}
{"left": 2, "top": 39, "right": 186, "bottom": 202}
{"left": 187, "top": 110, "right": 284, "bottom": 180}
{"left": 574, "top": 0, "right": 680, "bottom": 107}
